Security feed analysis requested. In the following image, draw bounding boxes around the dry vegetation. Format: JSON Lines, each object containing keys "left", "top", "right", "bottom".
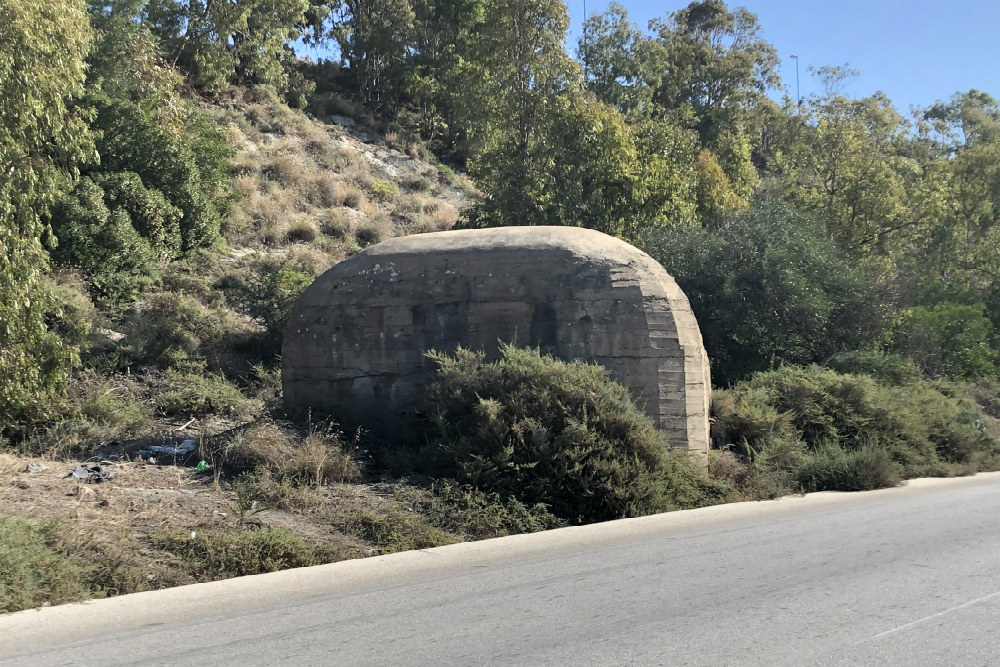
{"left": 0, "top": 87, "right": 485, "bottom": 613}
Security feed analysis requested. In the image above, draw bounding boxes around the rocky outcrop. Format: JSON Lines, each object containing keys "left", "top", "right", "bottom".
{"left": 282, "top": 226, "right": 711, "bottom": 456}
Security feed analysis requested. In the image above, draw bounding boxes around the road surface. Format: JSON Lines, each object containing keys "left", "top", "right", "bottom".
{"left": 2, "top": 472, "right": 999, "bottom": 666}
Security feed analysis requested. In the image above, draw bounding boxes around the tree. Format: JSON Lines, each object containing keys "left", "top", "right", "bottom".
{"left": 912, "top": 91, "right": 1000, "bottom": 285}
{"left": 0, "top": 0, "right": 93, "bottom": 427}
{"left": 465, "top": 91, "right": 699, "bottom": 235}
{"left": 143, "top": 0, "right": 310, "bottom": 93}
{"left": 83, "top": 1, "right": 234, "bottom": 254}
{"left": 578, "top": 2, "right": 652, "bottom": 118}
{"left": 405, "top": 0, "right": 485, "bottom": 152}
{"left": 770, "top": 67, "right": 918, "bottom": 257}
{"left": 579, "top": 1, "right": 772, "bottom": 218}
{"left": 329, "top": 0, "right": 415, "bottom": 113}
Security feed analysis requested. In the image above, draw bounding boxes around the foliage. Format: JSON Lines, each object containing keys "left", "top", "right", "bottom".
{"left": 420, "top": 480, "right": 564, "bottom": 539}
{"left": 329, "top": 0, "right": 416, "bottom": 112}
{"left": 768, "top": 67, "right": 916, "bottom": 257}
{"left": 640, "top": 200, "right": 882, "bottom": 385}
{"left": 155, "top": 527, "right": 332, "bottom": 579}
{"left": 825, "top": 350, "right": 921, "bottom": 386}
{"left": 580, "top": 0, "right": 779, "bottom": 144}
{"left": 0, "top": 0, "right": 93, "bottom": 428}
{"left": 159, "top": 368, "right": 255, "bottom": 419}
{"left": 795, "top": 442, "right": 901, "bottom": 492}
{"left": 217, "top": 254, "right": 316, "bottom": 359}
{"left": 713, "top": 366, "right": 999, "bottom": 474}
{"left": 49, "top": 176, "right": 158, "bottom": 309}
{"left": 142, "top": 0, "right": 311, "bottom": 94}
{"left": 0, "top": 515, "right": 91, "bottom": 612}
{"left": 110, "top": 292, "right": 233, "bottom": 369}
{"left": 85, "top": 92, "right": 233, "bottom": 252}
{"left": 893, "top": 303, "right": 997, "bottom": 379}
{"left": 344, "top": 508, "right": 457, "bottom": 554}
{"left": 423, "top": 344, "right": 725, "bottom": 524}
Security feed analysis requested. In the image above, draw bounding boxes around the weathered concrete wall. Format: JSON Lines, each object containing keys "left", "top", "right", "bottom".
{"left": 282, "top": 226, "right": 711, "bottom": 455}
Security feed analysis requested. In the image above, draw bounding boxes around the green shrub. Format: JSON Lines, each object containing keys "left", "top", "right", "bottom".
{"left": 110, "top": 292, "right": 249, "bottom": 372}
{"left": 94, "top": 171, "right": 184, "bottom": 255}
{"left": 366, "top": 178, "right": 399, "bottom": 203}
{"left": 398, "top": 481, "right": 564, "bottom": 540}
{"left": 825, "top": 350, "right": 921, "bottom": 386}
{"left": 154, "top": 527, "right": 332, "bottom": 579}
{"left": 88, "top": 93, "right": 233, "bottom": 251}
{"left": 159, "top": 368, "right": 255, "bottom": 418}
{"left": 423, "top": 344, "right": 725, "bottom": 524}
{"left": 343, "top": 509, "right": 457, "bottom": 555}
{"left": 713, "top": 366, "right": 1000, "bottom": 480}
{"left": 0, "top": 515, "right": 91, "bottom": 612}
{"left": 893, "top": 303, "right": 998, "bottom": 379}
{"left": 217, "top": 254, "right": 315, "bottom": 361}
{"left": 639, "top": 200, "right": 884, "bottom": 385}
{"left": 796, "top": 442, "right": 901, "bottom": 492}
{"left": 49, "top": 176, "right": 157, "bottom": 309}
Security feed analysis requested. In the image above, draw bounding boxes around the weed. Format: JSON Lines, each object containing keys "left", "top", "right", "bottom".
{"left": 230, "top": 473, "right": 271, "bottom": 526}
{"left": 154, "top": 526, "right": 334, "bottom": 579}
{"left": 342, "top": 509, "right": 457, "bottom": 555}
{"left": 286, "top": 423, "right": 362, "bottom": 486}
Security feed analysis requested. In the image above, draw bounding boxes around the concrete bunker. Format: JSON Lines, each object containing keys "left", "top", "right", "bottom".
{"left": 282, "top": 226, "right": 711, "bottom": 455}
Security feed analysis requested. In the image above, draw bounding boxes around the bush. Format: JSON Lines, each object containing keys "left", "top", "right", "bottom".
{"left": 113, "top": 292, "right": 234, "bottom": 370}
{"left": 825, "top": 350, "right": 921, "bottom": 386}
{"left": 796, "top": 442, "right": 901, "bottom": 492}
{"left": 397, "top": 481, "right": 564, "bottom": 540}
{"left": 159, "top": 368, "right": 255, "bottom": 419}
{"left": 893, "top": 303, "right": 997, "bottom": 379}
{"left": 154, "top": 527, "right": 332, "bottom": 579}
{"left": 342, "top": 509, "right": 457, "bottom": 555}
{"left": 49, "top": 176, "right": 157, "bottom": 309}
{"left": 365, "top": 178, "right": 399, "bottom": 203}
{"left": 88, "top": 93, "right": 233, "bottom": 251}
{"left": 217, "top": 254, "right": 316, "bottom": 358}
{"left": 423, "top": 345, "right": 725, "bottom": 524}
{"left": 639, "top": 200, "right": 883, "bottom": 385}
{"left": 0, "top": 515, "right": 91, "bottom": 612}
{"left": 713, "top": 366, "right": 1000, "bottom": 481}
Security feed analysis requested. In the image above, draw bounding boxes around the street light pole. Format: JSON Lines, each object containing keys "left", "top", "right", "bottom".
{"left": 790, "top": 54, "right": 800, "bottom": 106}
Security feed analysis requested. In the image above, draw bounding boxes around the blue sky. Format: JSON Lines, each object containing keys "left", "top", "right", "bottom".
{"left": 566, "top": 0, "right": 1000, "bottom": 114}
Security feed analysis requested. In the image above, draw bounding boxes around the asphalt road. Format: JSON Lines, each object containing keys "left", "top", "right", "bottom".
{"left": 3, "top": 473, "right": 999, "bottom": 667}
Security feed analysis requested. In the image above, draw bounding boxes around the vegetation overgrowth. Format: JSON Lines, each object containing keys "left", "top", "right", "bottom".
{"left": 3, "top": 0, "right": 1000, "bottom": 613}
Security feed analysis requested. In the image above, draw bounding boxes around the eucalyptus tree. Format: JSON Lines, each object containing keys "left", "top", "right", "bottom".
{"left": 0, "top": 0, "right": 93, "bottom": 426}
{"left": 142, "top": 0, "right": 310, "bottom": 92}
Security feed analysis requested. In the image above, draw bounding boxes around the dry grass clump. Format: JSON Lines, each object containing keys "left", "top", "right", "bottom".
{"left": 428, "top": 201, "right": 459, "bottom": 230}
{"left": 317, "top": 207, "right": 354, "bottom": 239}
{"left": 263, "top": 153, "right": 308, "bottom": 187}
{"left": 285, "top": 216, "right": 319, "bottom": 243}
{"left": 233, "top": 173, "right": 260, "bottom": 196}
{"left": 286, "top": 243, "right": 337, "bottom": 275}
{"left": 215, "top": 420, "right": 360, "bottom": 487}
{"left": 222, "top": 420, "right": 297, "bottom": 472}
{"left": 258, "top": 215, "right": 289, "bottom": 246}
{"left": 302, "top": 171, "right": 340, "bottom": 208}
{"left": 286, "top": 425, "right": 362, "bottom": 486}
{"left": 355, "top": 213, "right": 394, "bottom": 247}
{"left": 338, "top": 182, "right": 367, "bottom": 209}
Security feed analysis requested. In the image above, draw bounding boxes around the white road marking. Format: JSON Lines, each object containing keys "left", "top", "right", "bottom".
{"left": 869, "top": 589, "right": 1000, "bottom": 640}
